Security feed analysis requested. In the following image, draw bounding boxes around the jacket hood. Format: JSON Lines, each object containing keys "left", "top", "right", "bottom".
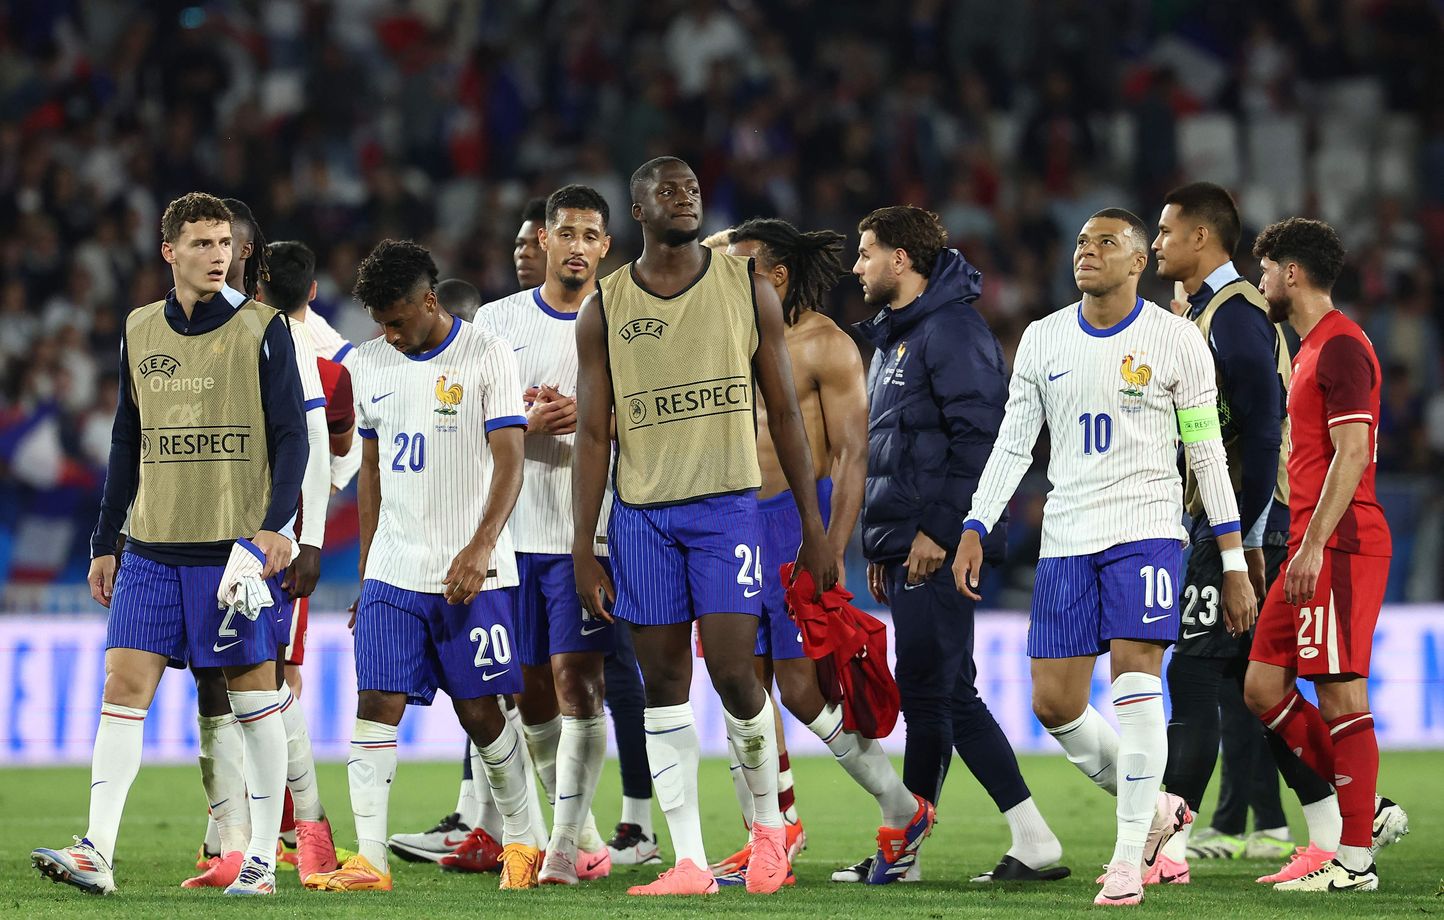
{"left": 855, "top": 248, "right": 983, "bottom": 349}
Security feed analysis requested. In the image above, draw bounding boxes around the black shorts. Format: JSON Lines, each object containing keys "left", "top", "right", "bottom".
{"left": 1174, "top": 536, "right": 1288, "bottom": 659}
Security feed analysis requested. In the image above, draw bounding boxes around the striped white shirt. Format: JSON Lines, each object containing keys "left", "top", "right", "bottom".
{"left": 966, "top": 298, "right": 1240, "bottom": 557}
{"left": 353, "top": 318, "right": 527, "bottom": 593}
{"left": 475, "top": 287, "right": 610, "bottom": 555}
{"left": 302, "top": 306, "right": 356, "bottom": 366}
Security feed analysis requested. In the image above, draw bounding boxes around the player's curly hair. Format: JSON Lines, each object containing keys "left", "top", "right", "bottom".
{"left": 730, "top": 218, "right": 847, "bottom": 326}
{"left": 160, "top": 192, "right": 232, "bottom": 244}
{"left": 1252, "top": 217, "right": 1346, "bottom": 291}
{"left": 221, "top": 198, "right": 269, "bottom": 300}
{"left": 857, "top": 206, "right": 950, "bottom": 279}
{"left": 353, "top": 239, "right": 439, "bottom": 311}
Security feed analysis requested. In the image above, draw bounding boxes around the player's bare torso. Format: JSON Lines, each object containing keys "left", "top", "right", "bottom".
{"left": 755, "top": 310, "right": 850, "bottom": 498}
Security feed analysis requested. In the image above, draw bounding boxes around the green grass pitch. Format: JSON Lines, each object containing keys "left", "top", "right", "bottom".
{"left": 6, "top": 752, "right": 1440, "bottom": 917}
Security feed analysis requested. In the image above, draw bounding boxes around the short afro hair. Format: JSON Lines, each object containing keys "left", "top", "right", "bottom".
{"left": 629, "top": 156, "right": 693, "bottom": 203}
{"left": 546, "top": 184, "right": 610, "bottom": 230}
{"left": 436, "top": 277, "right": 482, "bottom": 322}
{"left": 262, "top": 240, "right": 315, "bottom": 312}
{"left": 353, "top": 239, "right": 439, "bottom": 311}
{"left": 1162, "top": 182, "right": 1242, "bottom": 256}
{"left": 520, "top": 197, "right": 547, "bottom": 226}
{"left": 1252, "top": 218, "right": 1346, "bottom": 291}
{"left": 857, "top": 206, "right": 950, "bottom": 279}
{"left": 161, "top": 192, "right": 232, "bottom": 244}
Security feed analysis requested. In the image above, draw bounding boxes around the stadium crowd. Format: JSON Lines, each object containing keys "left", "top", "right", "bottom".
{"left": 3, "top": 0, "right": 1444, "bottom": 599}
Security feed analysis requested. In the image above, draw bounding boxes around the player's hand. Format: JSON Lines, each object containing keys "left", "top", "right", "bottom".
{"left": 1221, "top": 569, "right": 1258, "bottom": 636}
{"left": 444, "top": 539, "right": 493, "bottom": 605}
{"left": 1170, "top": 281, "right": 1189, "bottom": 316}
{"left": 347, "top": 595, "right": 358, "bottom": 631}
{"left": 1245, "top": 547, "right": 1267, "bottom": 605}
{"left": 89, "top": 555, "right": 117, "bottom": 608}
{"left": 574, "top": 551, "right": 616, "bottom": 622}
{"left": 526, "top": 392, "right": 577, "bottom": 435}
{"left": 952, "top": 529, "right": 985, "bottom": 601}
{"left": 905, "top": 530, "right": 946, "bottom": 586}
{"left": 867, "top": 562, "right": 888, "bottom": 605}
{"left": 794, "top": 529, "right": 838, "bottom": 599}
{"left": 249, "top": 529, "right": 292, "bottom": 579}
{"left": 1284, "top": 540, "right": 1324, "bottom": 607}
{"left": 282, "top": 545, "right": 321, "bottom": 599}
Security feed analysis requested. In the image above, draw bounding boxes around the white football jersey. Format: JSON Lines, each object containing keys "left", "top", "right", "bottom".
{"left": 475, "top": 287, "right": 611, "bottom": 555}
{"left": 967, "top": 298, "right": 1238, "bottom": 557}
{"left": 353, "top": 318, "right": 526, "bottom": 593}
{"left": 302, "top": 306, "right": 355, "bottom": 366}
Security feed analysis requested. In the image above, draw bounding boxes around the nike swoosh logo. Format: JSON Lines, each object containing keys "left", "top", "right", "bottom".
{"left": 1124, "top": 774, "right": 1156, "bottom": 782}
{"left": 210, "top": 799, "right": 228, "bottom": 809}
{"left": 250, "top": 794, "right": 271, "bottom": 800}
{"left": 743, "top": 588, "right": 761, "bottom": 598}
{"left": 1048, "top": 370, "right": 1071, "bottom": 381}
{"left": 580, "top": 624, "right": 607, "bottom": 636}
{"left": 370, "top": 392, "right": 394, "bottom": 403}
{"left": 651, "top": 764, "right": 676, "bottom": 779}
{"left": 1141, "top": 613, "right": 1172, "bottom": 623}
{"left": 558, "top": 793, "right": 581, "bottom": 800}
{"left": 903, "top": 582, "right": 925, "bottom": 591}
{"left": 582, "top": 854, "right": 607, "bottom": 871}
{"left": 1182, "top": 629, "right": 1210, "bottom": 639}
{"left": 286, "top": 775, "right": 305, "bottom": 784}
{"left": 481, "top": 669, "right": 510, "bottom": 681}
{"left": 513, "top": 346, "right": 526, "bottom": 352}
{"left": 442, "top": 833, "right": 469, "bottom": 847}
{"left": 213, "top": 639, "right": 243, "bottom": 653}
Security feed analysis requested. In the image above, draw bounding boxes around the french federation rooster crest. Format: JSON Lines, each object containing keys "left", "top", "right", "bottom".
{"left": 1119, "top": 354, "right": 1151, "bottom": 412}
{"left": 435, "top": 375, "right": 463, "bottom": 415}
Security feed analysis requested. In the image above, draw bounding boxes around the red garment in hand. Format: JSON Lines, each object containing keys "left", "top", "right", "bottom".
{"left": 781, "top": 563, "right": 900, "bottom": 739}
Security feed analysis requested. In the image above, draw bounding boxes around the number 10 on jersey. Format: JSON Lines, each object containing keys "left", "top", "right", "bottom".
{"left": 1079, "top": 412, "right": 1112, "bottom": 455}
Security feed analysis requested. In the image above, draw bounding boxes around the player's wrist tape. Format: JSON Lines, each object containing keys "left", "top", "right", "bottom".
{"left": 1177, "top": 405, "right": 1221, "bottom": 443}
{"left": 1220, "top": 547, "right": 1247, "bottom": 573}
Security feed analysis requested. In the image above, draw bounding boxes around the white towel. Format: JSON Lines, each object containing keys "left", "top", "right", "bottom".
{"left": 216, "top": 538, "right": 295, "bottom": 620}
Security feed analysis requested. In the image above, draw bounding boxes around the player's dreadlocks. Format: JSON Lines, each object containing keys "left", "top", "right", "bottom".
{"left": 729, "top": 218, "right": 847, "bottom": 326}
{"left": 221, "top": 197, "right": 269, "bottom": 300}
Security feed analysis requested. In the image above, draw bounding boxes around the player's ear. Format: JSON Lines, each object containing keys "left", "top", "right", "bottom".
{"left": 631, "top": 201, "right": 643, "bottom": 222}
{"left": 772, "top": 262, "right": 788, "bottom": 292}
{"left": 160, "top": 241, "right": 175, "bottom": 264}
{"left": 538, "top": 226, "right": 550, "bottom": 250}
{"left": 600, "top": 233, "right": 612, "bottom": 259}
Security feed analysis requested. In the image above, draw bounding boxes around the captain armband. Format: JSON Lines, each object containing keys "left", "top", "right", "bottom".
{"left": 1177, "top": 405, "right": 1221, "bottom": 444}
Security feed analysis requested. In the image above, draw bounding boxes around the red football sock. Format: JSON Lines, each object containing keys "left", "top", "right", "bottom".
{"left": 1327, "top": 712, "right": 1379, "bottom": 848}
{"left": 777, "top": 751, "right": 796, "bottom": 816}
{"left": 1260, "top": 689, "right": 1335, "bottom": 784}
{"left": 280, "top": 786, "right": 296, "bottom": 835}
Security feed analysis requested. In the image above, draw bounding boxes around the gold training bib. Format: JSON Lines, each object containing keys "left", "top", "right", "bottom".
{"left": 126, "top": 297, "right": 277, "bottom": 544}
{"left": 599, "top": 250, "right": 762, "bottom": 506}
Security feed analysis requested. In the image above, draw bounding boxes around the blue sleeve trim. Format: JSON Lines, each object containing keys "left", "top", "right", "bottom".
{"left": 962, "top": 520, "right": 989, "bottom": 539}
{"left": 357, "top": 427, "right": 378, "bottom": 440}
{"left": 304, "top": 396, "right": 327, "bottom": 411}
{"left": 236, "top": 537, "right": 266, "bottom": 564}
{"left": 333, "top": 342, "right": 353, "bottom": 363}
{"left": 1211, "top": 520, "right": 1242, "bottom": 538}
{"left": 485, "top": 415, "right": 528, "bottom": 433}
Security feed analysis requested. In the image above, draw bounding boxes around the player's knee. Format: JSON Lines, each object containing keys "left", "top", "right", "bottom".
{"left": 192, "top": 668, "right": 233, "bottom": 717}
{"left": 454, "top": 695, "right": 506, "bottom": 745}
{"left": 775, "top": 670, "right": 823, "bottom": 724}
{"left": 284, "top": 665, "right": 303, "bottom": 700}
{"left": 1031, "top": 694, "right": 1083, "bottom": 730}
{"left": 708, "top": 666, "right": 763, "bottom": 716}
{"left": 102, "top": 669, "right": 156, "bottom": 709}
{"left": 356, "top": 689, "right": 406, "bottom": 725}
{"left": 553, "top": 666, "right": 604, "bottom": 718}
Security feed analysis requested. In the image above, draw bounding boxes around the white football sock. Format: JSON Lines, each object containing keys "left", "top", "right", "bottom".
{"left": 229, "top": 689, "right": 290, "bottom": 868}
{"left": 478, "top": 719, "right": 534, "bottom": 845}
{"left": 466, "top": 743, "right": 503, "bottom": 840}
{"left": 203, "top": 814, "right": 221, "bottom": 854}
{"left": 1302, "top": 794, "right": 1342, "bottom": 852}
{"left": 778, "top": 753, "right": 799, "bottom": 825}
{"left": 278, "top": 686, "right": 323, "bottom": 822}
{"left": 85, "top": 703, "right": 147, "bottom": 865}
{"left": 1337, "top": 843, "right": 1371, "bottom": 872}
{"left": 348, "top": 718, "right": 398, "bottom": 870}
{"left": 1045, "top": 704, "right": 1120, "bottom": 795}
{"left": 621, "top": 795, "right": 652, "bottom": 839}
{"left": 1003, "top": 797, "right": 1063, "bottom": 868}
{"left": 726, "top": 733, "right": 755, "bottom": 829}
{"left": 551, "top": 715, "right": 607, "bottom": 858}
{"left": 1162, "top": 821, "right": 1191, "bottom": 860}
{"left": 507, "top": 706, "right": 548, "bottom": 848}
{"left": 1110, "top": 672, "right": 1167, "bottom": 868}
{"left": 644, "top": 703, "right": 706, "bottom": 866}
{"left": 806, "top": 703, "right": 916, "bottom": 828}
{"left": 722, "top": 695, "right": 781, "bottom": 830}
{"left": 198, "top": 712, "right": 251, "bottom": 854}
{"left": 455, "top": 739, "right": 478, "bottom": 824}
{"left": 522, "top": 714, "right": 562, "bottom": 805}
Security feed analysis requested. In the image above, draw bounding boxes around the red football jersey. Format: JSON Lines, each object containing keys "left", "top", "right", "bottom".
{"left": 317, "top": 357, "right": 355, "bottom": 438}
{"left": 1285, "top": 309, "right": 1391, "bottom": 556}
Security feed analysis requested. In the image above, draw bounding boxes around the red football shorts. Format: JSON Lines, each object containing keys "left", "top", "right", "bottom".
{"left": 1250, "top": 548, "right": 1389, "bottom": 677}
{"left": 285, "top": 595, "right": 308, "bottom": 666}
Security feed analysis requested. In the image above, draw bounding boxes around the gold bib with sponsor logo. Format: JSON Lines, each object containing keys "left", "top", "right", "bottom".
{"left": 1183, "top": 278, "right": 1291, "bottom": 521}
{"left": 599, "top": 250, "right": 761, "bottom": 506}
{"left": 126, "top": 297, "right": 276, "bottom": 544}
